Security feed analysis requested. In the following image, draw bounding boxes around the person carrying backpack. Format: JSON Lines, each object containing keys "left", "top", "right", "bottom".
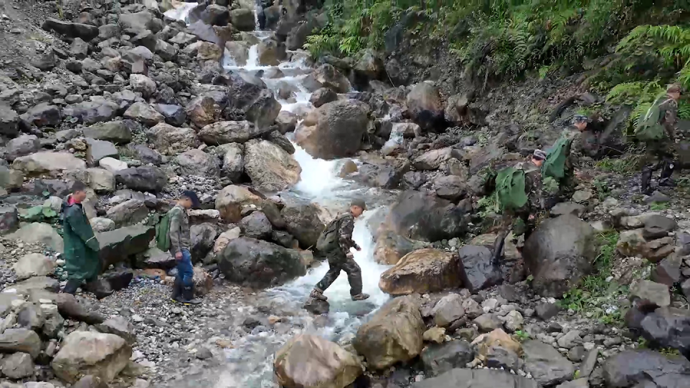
{"left": 310, "top": 199, "right": 370, "bottom": 302}
{"left": 638, "top": 84, "right": 682, "bottom": 194}
{"left": 161, "top": 191, "right": 202, "bottom": 305}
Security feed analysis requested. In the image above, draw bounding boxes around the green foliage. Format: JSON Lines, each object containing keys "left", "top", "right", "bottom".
{"left": 514, "top": 330, "right": 531, "bottom": 342}
{"left": 559, "top": 231, "right": 626, "bottom": 325}
{"left": 543, "top": 176, "right": 559, "bottom": 194}
{"left": 595, "top": 155, "right": 641, "bottom": 175}
{"left": 592, "top": 177, "right": 611, "bottom": 201}
{"left": 20, "top": 205, "right": 59, "bottom": 222}
{"left": 477, "top": 193, "right": 499, "bottom": 218}
{"left": 650, "top": 202, "right": 670, "bottom": 211}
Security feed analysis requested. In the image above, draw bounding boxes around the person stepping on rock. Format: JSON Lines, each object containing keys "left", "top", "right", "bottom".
{"left": 310, "top": 199, "right": 370, "bottom": 302}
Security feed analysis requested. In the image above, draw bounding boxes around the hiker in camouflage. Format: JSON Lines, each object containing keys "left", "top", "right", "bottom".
{"left": 641, "top": 84, "right": 681, "bottom": 194}
{"left": 168, "top": 190, "right": 202, "bottom": 305}
{"left": 310, "top": 199, "right": 370, "bottom": 302}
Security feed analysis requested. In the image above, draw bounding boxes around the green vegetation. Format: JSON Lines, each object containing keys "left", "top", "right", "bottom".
{"left": 19, "top": 204, "right": 58, "bottom": 222}
{"left": 559, "top": 231, "right": 627, "bottom": 325}
{"left": 650, "top": 201, "right": 670, "bottom": 211}
{"left": 513, "top": 330, "right": 531, "bottom": 342}
{"left": 595, "top": 155, "right": 641, "bottom": 175}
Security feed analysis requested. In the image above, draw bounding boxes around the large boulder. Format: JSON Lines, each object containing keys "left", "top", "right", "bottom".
{"left": 384, "top": 190, "right": 468, "bottom": 242}
{"left": 115, "top": 166, "right": 167, "bottom": 192}
{"left": 522, "top": 215, "right": 596, "bottom": 298}
{"left": 86, "top": 138, "right": 119, "bottom": 166}
{"left": 97, "top": 226, "right": 155, "bottom": 269}
{"left": 413, "top": 147, "right": 458, "bottom": 171}
{"left": 51, "top": 331, "right": 132, "bottom": 384}
{"left": 411, "top": 368, "right": 538, "bottom": 388}
{"left": 295, "top": 99, "right": 370, "bottom": 160}
{"left": 175, "top": 149, "right": 220, "bottom": 177}
{"left": 123, "top": 102, "right": 165, "bottom": 126}
{"left": 106, "top": 199, "right": 149, "bottom": 227}
{"left": 219, "top": 143, "right": 244, "bottom": 181}
{"left": 313, "top": 64, "right": 351, "bottom": 93}
{"left": 0, "top": 328, "right": 41, "bottom": 359}
{"left": 147, "top": 122, "right": 199, "bottom": 155}
{"left": 353, "top": 295, "right": 425, "bottom": 370}
{"left": 244, "top": 139, "right": 301, "bottom": 192}
{"left": 230, "top": 8, "right": 255, "bottom": 31}
{"left": 198, "top": 121, "right": 269, "bottom": 144}
{"left": 420, "top": 340, "right": 475, "bottom": 377}
{"left": 83, "top": 121, "right": 132, "bottom": 144}
{"left": 638, "top": 307, "right": 690, "bottom": 355}
{"left": 7, "top": 134, "right": 40, "bottom": 161}
{"left": 42, "top": 18, "right": 99, "bottom": 40}
{"left": 522, "top": 340, "right": 575, "bottom": 386}
{"left": 12, "top": 152, "right": 86, "bottom": 175}
{"left": 603, "top": 349, "right": 690, "bottom": 387}
{"left": 20, "top": 103, "right": 61, "bottom": 128}
{"left": 218, "top": 237, "right": 306, "bottom": 288}
{"left": 274, "top": 335, "right": 364, "bottom": 388}
{"left": 0, "top": 104, "right": 19, "bottom": 136}
{"left": 215, "top": 185, "right": 263, "bottom": 222}
{"left": 13, "top": 253, "right": 55, "bottom": 280}
{"left": 458, "top": 245, "right": 502, "bottom": 293}
{"left": 379, "top": 249, "right": 463, "bottom": 295}
{"left": 239, "top": 212, "right": 272, "bottom": 240}
{"left": 185, "top": 96, "right": 220, "bottom": 128}
{"left": 63, "top": 99, "right": 120, "bottom": 125}
{"left": 191, "top": 223, "right": 218, "bottom": 263}
{"left": 9, "top": 223, "right": 64, "bottom": 252}
{"left": 280, "top": 202, "right": 325, "bottom": 249}
{"left": 406, "top": 82, "right": 445, "bottom": 131}
{"left": 374, "top": 230, "right": 429, "bottom": 265}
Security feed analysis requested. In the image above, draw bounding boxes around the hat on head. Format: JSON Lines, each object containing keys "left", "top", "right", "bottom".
{"left": 572, "top": 114, "right": 589, "bottom": 124}
{"left": 667, "top": 83, "right": 682, "bottom": 94}
{"left": 351, "top": 199, "right": 366, "bottom": 211}
{"left": 533, "top": 149, "right": 547, "bottom": 161}
{"left": 182, "top": 190, "right": 201, "bottom": 209}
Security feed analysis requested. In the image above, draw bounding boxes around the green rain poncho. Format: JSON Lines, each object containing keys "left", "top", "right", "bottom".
{"left": 62, "top": 198, "right": 101, "bottom": 282}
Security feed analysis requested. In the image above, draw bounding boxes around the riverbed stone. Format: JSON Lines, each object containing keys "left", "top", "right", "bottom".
{"left": 379, "top": 249, "right": 463, "bottom": 295}
{"left": 522, "top": 340, "right": 575, "bottom": 386}
{"left": 51, "top": 331, "right": 132, "bottom": 383}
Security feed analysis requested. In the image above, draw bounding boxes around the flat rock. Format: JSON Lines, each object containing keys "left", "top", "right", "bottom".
{"left": 51, "top": 331, "right": 132, "bottom": 383}
{"left": 412, "top": 368, "right": 537, "bottom": 388}
{"left": 522, "top": 340, "right": 575, "bottom": 386}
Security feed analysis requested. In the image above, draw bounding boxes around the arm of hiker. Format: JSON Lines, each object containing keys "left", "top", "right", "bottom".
{"left": 169, "top": 209, "right": 183, "bottom": 259}
{"left": 338, "top": 216, "right": 356, "bottom": 256}
{"left": 67, "top": 209, "right": 99, "bottom": 252}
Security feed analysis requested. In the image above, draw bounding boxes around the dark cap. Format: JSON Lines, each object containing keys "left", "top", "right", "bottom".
{"left": 350, "top": 199, "right": 366, "bottom": 211}
{"left": 572, "top": 114, "right": 588, "bottom": 124}
{"left": 182, "top": 190, "right": 201, "bottom": 209}
{"left": 532, "top": 149, "right": 547, "bottom": 161}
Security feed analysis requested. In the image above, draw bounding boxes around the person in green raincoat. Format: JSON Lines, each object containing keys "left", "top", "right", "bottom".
{"left": 61, "top": 181, "right": 112, "bottom": 299}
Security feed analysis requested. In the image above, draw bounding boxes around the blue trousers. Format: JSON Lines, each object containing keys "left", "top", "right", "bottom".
{"left": 176, "top": 249, "right": 194, "bottom": 288}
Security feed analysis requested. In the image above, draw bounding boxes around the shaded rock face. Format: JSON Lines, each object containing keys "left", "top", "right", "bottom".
{"left": 379, "top": 249, "right": 463, "bottom": 295}
{"left": 603, "top": 349, "right": 690, "bottom": 387}
{"left": 420, "top": 340, "right": 475, "bottom": 377}
{"left": 411, "top": 368, "right": 538, "bottom": 388}
{"left": 295, "top": 99, "right": 370, "bottom": 160}
{"left": 384, "top": 190, "right": 468, "bottom": 242}
{"left": 522, "top": 214, "right": 596, "bottom": 297}
{"left": 458, "top": 245, "right": 502, "bottom": 293}
{"left": 218, "top": 237, "right": 306, "bottom": 288}
{"left": 274, "top": 335, "right": 364, "bottom": 388}
{"left": 406, "top": 82, "right": 445, "bottom": 132}
{"left": 353, "top": 295, "right": 425, "bottom": 370}
{"left": 280, "top": 202, "right": 325, "bottom": 250}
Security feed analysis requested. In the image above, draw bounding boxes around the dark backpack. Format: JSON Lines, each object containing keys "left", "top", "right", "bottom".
{"left": 634, "top": 97, "right": 667, "bottom": 142}
{"left": 316, "top": 215, "right": 344, "bottom": 252}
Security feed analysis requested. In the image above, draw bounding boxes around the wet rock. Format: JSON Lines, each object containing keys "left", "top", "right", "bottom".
{"left": 522, "top": 340, "right": 575, "bottom": 386}
{"left": 244, "top": 139, "right": 301, "bottom": 192}
{"left": 313, "top": 64, "right": 351, "bottom": 93}
{"left": 522, "top": 215, "right": 596, "bottom": 297}
{"left": 379, "top": 249, "right": 463, "bottom": 295}
{"left": 373, "top": 230, "right": 428, "bottom": 265}
{"left": 276, "top": 110, "right": 297, "bottom": 134}
{"left": 215, "top": 185, "right": 263, "bottom": 222}
{"left": 411, "top": 368, "right": 537, "bottom": 388}
{"left": 274, "top": 334, "right": 363, "bottom": 388}
{"left": 0, "top": 328, "right": 41, "bottom": 359}
{"left": 630, "top": 279, "right": 670, "bottom": 307}
{"left": 421, "top": 340, "right": 474, "bottom": 377}
{"left": 280, "top": 202, "right": 325, "bottom": 250}
{"left": 219, "top": 237, "right": 305, "bottom": 288}
{"left": 12, "top": 152, "right": 86, "bottom": 175}
{"left": 123, "top": 102, "right": 165, "bottom": 126}
{"left": 295, "top": 99, "right": 370, "bottom": 160}
{"left": 13, "top": 253, "right": 55, "bottom": 280}
{"left": 257, "top": 38, "right": 286, "bottom": 66}
{"left": 147, "top": 122, "right": 199, "bottom": 155}
{"left": 353, "top": 295, "right": 425, "bottom": 370}
{"left": 384, "top": 190, "right": 468, "bottom": 242}
{"left": 458, "top": 245, "right": 502, "bottom": 293}
{"left": 51, "top": 331, "right": 132, "bottom": 384}
{"left": 303, "top": 297, "right": 329, "bottom": 315}
{"left": 97, "top": 225, "right": 155, "bottom": 269}
{"left": 603, "top": 350, "right": 690, "bottom": 387}
{"left": 7, "top": 134, "right": 40, "bottom": 161}
{"left": 115, "top": 166, "right": 167, "bottom": 192}
{"left": 83, "top": 121, "right": 132, "bottom": 144}
{"left": 1, "top": 352, "right": 34, "bottom": 379}
{"left": 20, "top": 103, "right": 61, "bottom": 128}
{"left": 175, "top": 149, "right": 220, "bottom": 177}
{"left": 95, "top": 316, "right": 136, "bottom": 345}
{"left": 230, "top": 8, "right": 255, "bottom": 31}
{"left": 310, "top": 88, "right": 338, "bottom": 108}
{"left": 407, "top": 82, "right": 445, "bottom": 131}
{"left": 432, "top": 294, "right": 466, "bottom": 327}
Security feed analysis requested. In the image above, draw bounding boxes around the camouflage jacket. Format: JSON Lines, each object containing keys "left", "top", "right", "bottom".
{"left": 336, "top": 212, "right": 360, "bottom": 257}
{"left": 168, "top": 204, "right": 191, "bottom": 255}
{"left": 659, "top": 98, "right": 679, "bottom": 141}
{"left": 516, "top": 161, "right": 544, "bottom": 213}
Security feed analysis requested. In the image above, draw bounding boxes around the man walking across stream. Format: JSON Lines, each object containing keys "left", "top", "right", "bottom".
{"left": 311, "top": 199, "right": 370, "bottom": 302}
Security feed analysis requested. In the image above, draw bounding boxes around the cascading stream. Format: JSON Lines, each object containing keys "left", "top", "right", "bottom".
{"left": 164, "top": 5, "right": 394, "bottom": 386}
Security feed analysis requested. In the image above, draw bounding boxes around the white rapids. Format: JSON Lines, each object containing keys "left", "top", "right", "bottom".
{"left": 165, "top": 3, "right": 394, "bottom": 387}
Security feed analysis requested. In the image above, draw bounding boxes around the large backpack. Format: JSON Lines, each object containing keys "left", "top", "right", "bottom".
{"left": 316, "top": 215, "right": 345, "bottom": 252}
{"left": 155, "top": 211, "right": 172, "bottom": 251}
{"left": 542, "top": 136, "right": 572, "bottom": 180}
{"left": 495, "top": 167, "right": 528, "bottom": 212}
{"left": 634, "top": 97, "right": 668, "bottom": 142}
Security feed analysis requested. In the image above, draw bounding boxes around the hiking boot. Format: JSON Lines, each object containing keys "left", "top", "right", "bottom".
{"left": 61, "top": 279, "right": 81, "bottom": 295}
{"left": 171, "top": 277, "right": 183, "bottom": 302}
{"left": 659, "top": 178, "right": 676, "bottom": 187}
{"left": 178, "top": 286, "right": 202, "bottom": 305}
{"left": 351, "top": 293, "right": 370, "bottom": 301}
{"left": 84, "top": 280, "right": 113, "bottom": 300}
{"left": 641, "top": 168, "right": 653, "bottom": 194}
{"left": 310, "top": 288, "right": 327, "bottom": 301}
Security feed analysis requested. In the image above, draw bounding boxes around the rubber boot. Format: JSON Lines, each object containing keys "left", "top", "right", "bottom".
{"left": 310, "top": 288, "right": 328, "bottom": 301}
{"left": 181, "top": 285, "right": 202, "bottom": 305}
{"left": 61, "top": 279, "right": 81, "bottom": 295}
{"left": 640, "top": 167, "right": 653, "bottom": 194}
{"left": 84, "top": 280, "right": 113, "bottom": 300}
{"left": 659, "top": 161, "right": 676, "bottom": 187}
{"left": 351, "top": 293, "right": 370, "bottom": 301}
{"left": 171, "top": 277, "right": 183, "bottom": 302}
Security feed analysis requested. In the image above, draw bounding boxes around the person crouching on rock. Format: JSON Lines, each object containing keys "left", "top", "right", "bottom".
{"left": 168, "top": 191, "right": 202, "bottom": 305}
{"left": 61, "top": 181, "right": 112, "bottom": 299}
{"left": 311, "top": 199, "right": 370, "bottom": 302}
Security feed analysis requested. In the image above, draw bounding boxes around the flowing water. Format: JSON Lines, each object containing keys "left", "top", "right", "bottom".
{"left": 164, "top": 4, "right": 395, "bottom": 387}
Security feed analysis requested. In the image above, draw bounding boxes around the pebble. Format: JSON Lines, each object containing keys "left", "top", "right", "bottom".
{"left": 132, "top": 314, "right": 144, "bottom": 322}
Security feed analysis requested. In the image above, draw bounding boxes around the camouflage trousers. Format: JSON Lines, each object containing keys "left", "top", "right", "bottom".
{"left": 316, "top": 252, "right": 363, "bottom": 296}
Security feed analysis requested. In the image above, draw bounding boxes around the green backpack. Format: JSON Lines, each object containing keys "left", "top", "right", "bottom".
{"left": 495, "top": 167, "right": 528, "bottom": 212}
{"left": 155, "top": 211, "right": 172, "bottom": 251}
{"left": 542, "top": 136, "right": 572, "bottom": 180}
{"left": 316, "top": 216, "right": 344, "bottom": 252}
{"left": 634, "top": 97, "right": 667, "bottom": 142}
